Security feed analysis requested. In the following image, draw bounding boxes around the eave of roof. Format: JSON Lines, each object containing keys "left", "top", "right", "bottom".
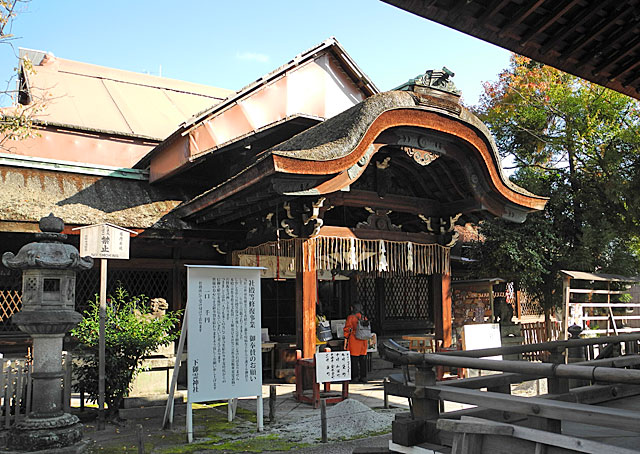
{"left": 560, "top": 270, "right": 640, "bottom": 282}
{"left": 382, "top": 1, "right": 640, "bottom": 100}
{"left": 0, "top": 165, "right": 191, "bottom": 231}
{"left": 135, "top": 37, "right": 379, "bottom": 170}
{"left": 174, "top": 90, "right": 547, "bottom": 222}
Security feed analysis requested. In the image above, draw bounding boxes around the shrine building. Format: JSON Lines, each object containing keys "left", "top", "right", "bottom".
{"left": 0, "top": 38, "right": 546, "bottom": 359}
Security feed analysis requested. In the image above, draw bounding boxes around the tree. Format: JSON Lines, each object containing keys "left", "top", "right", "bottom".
{"left": 0, "top": 0, "right": 46, "bottom": 150}
{"left": 470, "top": 54, "right": 640, "bottom": 310}
{"left": 71, "top": 287, "right": 181, "bottom": 420}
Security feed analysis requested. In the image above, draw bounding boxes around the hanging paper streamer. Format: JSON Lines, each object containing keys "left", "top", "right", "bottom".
{"left": 378, "top": 240, "right": 388, "bottom": 272}
{"left": 232, "top": 236, "right": 450, "bottom": 276}
{"left": 349, "top": 238, "right": 357, "bottom": 270}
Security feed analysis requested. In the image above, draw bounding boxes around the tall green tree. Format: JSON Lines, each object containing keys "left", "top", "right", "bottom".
{"left": 471, "top": 54, "right": 640, "bottom": 310}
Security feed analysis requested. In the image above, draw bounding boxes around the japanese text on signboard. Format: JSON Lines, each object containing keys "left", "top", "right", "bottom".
{"left": 187, "top": 266, "right": 262, "bottom": 402}
{"left": 315, "top": 351, "right": 351, "bottom": 383}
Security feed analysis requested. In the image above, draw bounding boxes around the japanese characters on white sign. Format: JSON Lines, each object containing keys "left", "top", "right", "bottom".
{"left": 77, "top": 223, "right": 132, "bottom": 259}
{"left": 186, "top": 266, "right": 262, "bottom": 402}
{"left": 315, "top": 351, "right": 351, "bottom": 383}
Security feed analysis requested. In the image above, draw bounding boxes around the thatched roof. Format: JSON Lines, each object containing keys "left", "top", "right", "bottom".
{"left": 0, "top": 165, "right": 191, "bottom": 231}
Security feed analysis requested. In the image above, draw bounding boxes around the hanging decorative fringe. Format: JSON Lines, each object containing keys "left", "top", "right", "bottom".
{"left": 232, "top": 236, "right": 450, "bottom": 276}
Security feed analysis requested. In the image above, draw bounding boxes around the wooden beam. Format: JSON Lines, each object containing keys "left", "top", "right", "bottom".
{"left": 426, "top": 386, "right": 640, "bottom": 434}
{"left": 594, "top": 38, "right": 640, "bottom": 77}
{"left": 318, "top": 225, "right": 437, "bottom": 244}
{"left": 296, "top": 239, "right": 317, "bottom": 359}
{"left": 540, "top": 0, "right": 614, "bottom": 55}
{"left": 326, "top": 189, "right": 440, "bottom": 215}
{"left": 440, "top": 417, "right": 639, "bottom": 454}
{"left": 564, "top": 6, "right": 631, "bottom": 60}
{"left": 519, "top": 0, "right": 581, "bottom": 46}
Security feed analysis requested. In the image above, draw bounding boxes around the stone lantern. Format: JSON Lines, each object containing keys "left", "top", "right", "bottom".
{"left": 2, "top": 214, "right": 93, "bottom": 453}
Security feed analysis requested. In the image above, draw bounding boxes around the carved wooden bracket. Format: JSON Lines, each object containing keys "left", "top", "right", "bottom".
{"left": 281, "top": 197, "right": 326, "bottom": 238}
{"left": 357, "top": 208, "right": 401, "bottom": 231}
{"left": 419, "top": 213, "right": 462, "bottom": 246}
{"left": 245, "top": 212, "right": 278, "bottom": 246}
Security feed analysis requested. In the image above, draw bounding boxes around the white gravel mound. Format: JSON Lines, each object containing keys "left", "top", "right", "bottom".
{"left": 274, "top": 398, "right": 395, "bottom": 442}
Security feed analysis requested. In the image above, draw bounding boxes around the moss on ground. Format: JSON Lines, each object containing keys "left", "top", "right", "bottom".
{"left": 87, "top": 401, "right": 307, "bottom": 453}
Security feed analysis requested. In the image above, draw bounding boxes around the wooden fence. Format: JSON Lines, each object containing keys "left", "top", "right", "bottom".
{"left": 520, "top": 321, "right": 561, "bottom": 361}
{"left": 0, "top": 359, "right": 31, "bottom": 428}
{"left": 0, "top": 351, "right": 73, "bottom": 428}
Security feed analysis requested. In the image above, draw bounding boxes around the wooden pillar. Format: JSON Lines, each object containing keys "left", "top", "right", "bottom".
{"left": 562, "top": 276, "right": 571, "bottom": 340}
{"left": 433, "top": 273, "right": 452, "bottom": 348}
{"left": 296, "top": 239, "right": 317, "bottom": 359}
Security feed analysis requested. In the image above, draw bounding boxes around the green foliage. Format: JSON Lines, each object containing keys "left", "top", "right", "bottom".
{"left": 71, "top": 287, "right": 180, "bottom": 419}
{"left": 470, "top": 55, "right": 640, "bottom": 309}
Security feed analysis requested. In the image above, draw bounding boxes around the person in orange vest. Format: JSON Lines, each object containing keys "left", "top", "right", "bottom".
{"left": 343, "top": 302, "right": 368, "bottom": 383}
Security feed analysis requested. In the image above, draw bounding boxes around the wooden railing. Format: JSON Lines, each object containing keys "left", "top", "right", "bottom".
{"left": 381, "top": 334, "right": 640, "bottom": 453}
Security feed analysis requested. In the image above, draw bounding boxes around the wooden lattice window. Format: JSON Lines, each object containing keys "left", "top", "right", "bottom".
{"left": 0, "top": 268, "right": 22, "bottom": 332}
{"left": 356, "top": 276, "right": 376, "bottom": 320}
{"left": 75, "top": 268, "right": 171, "bottom": 314}
{"left": 384, "top": 275, "right": 431, "bottom": 321}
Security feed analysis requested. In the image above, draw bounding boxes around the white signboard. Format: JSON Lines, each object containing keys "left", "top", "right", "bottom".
{"left": 186, "top": 265, "right": 262, "bottom": 402}
{"left": 462, "top": 323, "right": 502, "bottom": 359}
{"left": 462, "top": 323, "right": 502, "bottom": 378}
{"left": 315, "top": 351, "right": 351, "bottom": 383}
{"left": 76, "top": 223, "right": 133, "bottom": 259}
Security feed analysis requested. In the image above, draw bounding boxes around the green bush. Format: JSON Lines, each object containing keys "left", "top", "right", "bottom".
{"left": 71, "top": 286, "right": 180, "bottom": 419}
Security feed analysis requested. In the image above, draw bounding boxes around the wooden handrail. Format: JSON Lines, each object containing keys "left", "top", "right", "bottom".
{"left": 380, "top": 332, "right": 640, "bottom": 361}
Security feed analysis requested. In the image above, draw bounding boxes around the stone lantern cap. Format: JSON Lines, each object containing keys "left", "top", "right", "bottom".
{"left": 2, "top": 213, "right": 94, "bottom": 271}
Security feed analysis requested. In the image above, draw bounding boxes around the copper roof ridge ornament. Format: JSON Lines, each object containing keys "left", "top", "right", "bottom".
{"left": 414, "top": 67, "right": 461, "bottom": 96}
{"left": 395, "top": 67, "right": 462, "bottom": 115}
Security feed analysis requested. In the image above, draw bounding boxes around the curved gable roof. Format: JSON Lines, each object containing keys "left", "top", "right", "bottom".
{"left": 175, "top": 89, "right": 546, "bottom": 226}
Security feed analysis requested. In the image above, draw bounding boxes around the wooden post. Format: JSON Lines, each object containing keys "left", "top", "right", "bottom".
{"left": 412, "top": 365, "right": 439, "bottom": 420}
{"left": 98, "top": 258, "right": 107, "bottom": 430}
{"left": 547, "top": 347, "right": 569, "bottom": 397}
{"left": 269, "top": 385, "right": 276, "bottom": 422}
{"left": 14, "top": 362, "right": 22, "bottom": 423}
{"left": 320, "top": 398, "right": 328, "bottom": 443}
{"left": 516, "top": 290, "right": 522, "bottom": 320}
{"left": 489, "top": 283, "right": 495, "bottom": 323}
{"left": 296, "top": 239, "right": 317, "bottom": 359}
{"left": 136, "top": 424, "right": 144, "bottom": 454}
{"left": 562, "top": 276, "right": 571, "bottom": 341}
{"left": 433, "top": 273, "right": 452, "bottom": 348}
{"left": 383, "top": 377, "right": 389, "bottom": 409}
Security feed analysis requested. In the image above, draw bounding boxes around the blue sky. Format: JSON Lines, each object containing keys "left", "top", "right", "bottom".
{"left": 0, "top": 0, "right": 512, "bottom": 107}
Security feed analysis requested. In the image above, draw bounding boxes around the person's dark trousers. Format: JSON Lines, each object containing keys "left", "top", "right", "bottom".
{"left": 351, "top": 354, "right": 367, "bottom": 382}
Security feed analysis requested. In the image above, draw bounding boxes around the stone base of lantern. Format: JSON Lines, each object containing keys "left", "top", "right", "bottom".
{"left": 7, "top": 413, "right": 86, "bottom": 453}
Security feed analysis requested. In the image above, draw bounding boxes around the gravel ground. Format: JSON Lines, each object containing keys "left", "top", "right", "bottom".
{"left": 270, "top": 398, "right": 398, "bottom": 444}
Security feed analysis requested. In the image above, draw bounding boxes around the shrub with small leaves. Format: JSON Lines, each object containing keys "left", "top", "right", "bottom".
{"left": 71, "top": 286, "right": 180, "bottom": 419}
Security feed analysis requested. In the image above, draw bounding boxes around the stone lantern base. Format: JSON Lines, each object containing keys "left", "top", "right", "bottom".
{"left": 7, "top": 413, "right": 86, "bottom": 453}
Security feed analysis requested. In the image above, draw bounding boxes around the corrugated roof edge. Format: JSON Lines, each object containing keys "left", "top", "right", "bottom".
{"left": 0, "top": 152, "right": 149, "bottom": 180}
{"left": 133, "top": 37, "right": 380, "bottom": 170}
{"left": 28, "top": 118, "right": 164, "bottom": 142}
{"left": 19, "top": 48, "right": 233, "bottom": 99}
